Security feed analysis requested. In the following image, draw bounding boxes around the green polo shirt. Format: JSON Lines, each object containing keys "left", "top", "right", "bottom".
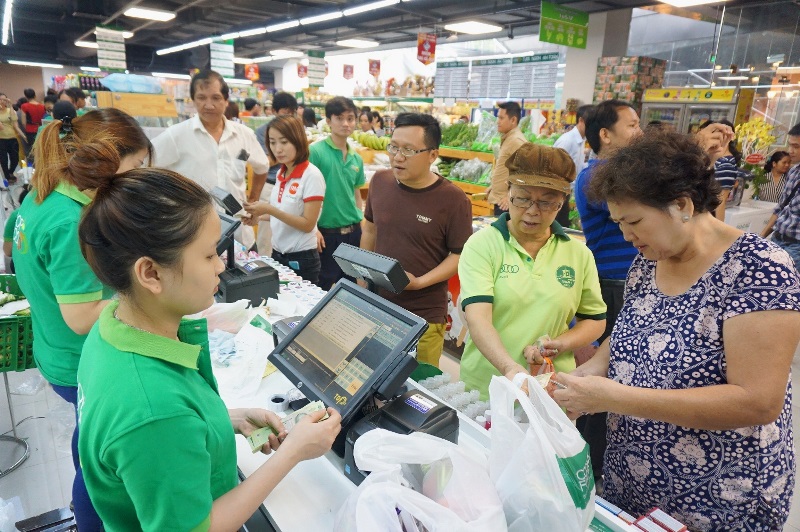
{"left": 459, "top": 214, "right": 606, "bottom": 399}
{"left": 78, "top": 302, "right": 238, "bottom": 532}
{"left": 3, "top": 210, "right": 18, "bottom": 243}
{"left": 12, "top": 183, "right": 113, "bottom": 386}
{"left": 309, "top": 136, "right": 365, "bottom": 228}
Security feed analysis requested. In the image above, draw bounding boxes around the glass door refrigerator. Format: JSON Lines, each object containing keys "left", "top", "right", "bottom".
{"left": 640, "top": 103, "right": 685, "bottom": 131}
{"left": 682, "top": 104, "right": 735, "bottom": 134}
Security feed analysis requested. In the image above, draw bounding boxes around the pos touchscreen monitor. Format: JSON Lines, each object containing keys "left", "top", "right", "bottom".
{"left": 268, "top": 280, "right": 427, "bottom": 426}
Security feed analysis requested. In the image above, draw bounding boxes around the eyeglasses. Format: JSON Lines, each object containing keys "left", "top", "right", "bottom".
{"left": 509, "top": 196, "right": 563, "bottom": 212}
{"left": 386, "top": 144, "right": 434, "bottom": 158}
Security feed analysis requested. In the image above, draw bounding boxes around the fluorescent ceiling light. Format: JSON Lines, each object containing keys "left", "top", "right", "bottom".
{"left": 658, "top": 0, "right": 729, "bottom": 6}
{"left": 151, "top": 72, "right": 191, "bottom": 80}
{"left": 336, "top": 39, "right": 380, "bottom": 48}
{"left": 95, "top": 29, "right": 134, "bottom": 39}
{"left": 343, "top": 0, "right": 400, "bottom": 16}
{"left": 299, "top": 11, "right": 342, "bottom": 25}
{"left": 233, "top": 57, "right": 253, "bottom": 64}
{"left": 270, "top": 49, "right": 304, "bottom": 58}
{"left": 266, "top": 20, "right": 300, "bottom": 32}
{"left": 444, "top": 21, "right": 502, "bottom": 35}
{"left": 225, "top": 78, "right": 253, "bottom": 85}
{"left": 219, "top": 32, "right": 240, "bottom": 40}
{"left": 156, "top": 37, "right": 212, "bottom": 55}
{"left": 124, "top": 7, "right": 176, "bottom": 22}
{"left": 80, "top": 66, "right": 101, "bottom": 72}
{"left": 75, "top": 40, "right": 99, "bottom": 49}
{"left": 718, "top": 75, "right": 748, "bottom": 80}
{"left": 239, "top": 27, "right": 268, "bottom": 37}
{"left": 8, "top": 60, "right": 63, "bottom": 68}
{"left": 2, "top": 0, "right": 12, "bottom": 46}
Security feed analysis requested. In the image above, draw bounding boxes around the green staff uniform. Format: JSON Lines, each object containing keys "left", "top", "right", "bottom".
{"left": 78, "top": 302, "right": 237, "bottom": 531}
{"left": 459, "top": 214, "right": 606, "bottom": 399}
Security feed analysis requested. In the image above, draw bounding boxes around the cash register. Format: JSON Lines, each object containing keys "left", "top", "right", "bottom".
{"left": 268, "top": 280, "right": 459, "bottom": 483}
{"left": 211, "top": 188, "right": 279, "bottom": 307}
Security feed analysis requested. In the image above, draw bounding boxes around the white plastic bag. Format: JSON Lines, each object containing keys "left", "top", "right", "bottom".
{"left": 489, "top": 374, "right": 595, "bottom": 532}
{"left": 334, "top": 429, "right": 507, "bottom": 532}
{"left": 185, "top": 299, "right": 253, "bottom": 333}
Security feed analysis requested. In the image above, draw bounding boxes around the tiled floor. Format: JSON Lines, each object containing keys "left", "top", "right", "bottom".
{"left": 2, "top": 354, "right": 800, "bottom": 529}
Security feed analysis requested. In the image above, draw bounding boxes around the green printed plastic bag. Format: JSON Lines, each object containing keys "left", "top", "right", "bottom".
{"left": 489, "top": 373, "right": 595, "bottom": 531}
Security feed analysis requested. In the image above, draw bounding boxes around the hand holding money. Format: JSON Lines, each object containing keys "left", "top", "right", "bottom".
{"left": 279, "top": 404, "right": 343, "bottom": 463}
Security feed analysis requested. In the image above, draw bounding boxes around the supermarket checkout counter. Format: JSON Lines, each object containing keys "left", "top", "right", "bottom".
{"left": 213, "top": 285, "right": 638, "bottom": 532}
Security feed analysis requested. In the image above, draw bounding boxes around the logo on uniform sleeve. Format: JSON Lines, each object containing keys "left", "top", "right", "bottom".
{"left": 556, "top": 266, "right": 576, "bottom": 288}
{"left": 416, "top": 214, "right": 431, "bottom": 224}
{"left": 13, "top": 215, "right": 27, "bottom": 254}
{"left": 289, "top": 182, "right": 300, "bottom": 195}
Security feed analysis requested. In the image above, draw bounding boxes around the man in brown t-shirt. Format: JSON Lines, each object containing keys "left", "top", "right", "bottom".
{"left": 362, "top": 113, "right": 473, "bottom": 367}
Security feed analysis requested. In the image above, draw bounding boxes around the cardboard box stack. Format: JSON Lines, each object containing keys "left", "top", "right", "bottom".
{"left": 593, "top": 56, "right": 667, "bottom": 110}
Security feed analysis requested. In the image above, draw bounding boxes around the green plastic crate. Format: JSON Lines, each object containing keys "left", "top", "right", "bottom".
{"left": 0, "top": 275, "right": 34, "bottom": 372}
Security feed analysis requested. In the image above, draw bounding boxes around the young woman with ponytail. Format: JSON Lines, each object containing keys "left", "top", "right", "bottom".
{"left": 12, "top": 108, "right": 151, "bottom": 531}
{"left": 77, "top": 168, "right": 340, "bottom": 531}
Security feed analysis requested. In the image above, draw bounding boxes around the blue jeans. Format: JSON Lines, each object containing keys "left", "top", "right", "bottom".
{"left": 773, "top": 237, "right": 800, "bottom": 271}
{"left": 51, "top": 384, "right": 103, "bottom": 531}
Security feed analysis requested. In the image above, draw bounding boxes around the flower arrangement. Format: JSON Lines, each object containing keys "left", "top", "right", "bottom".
{"left": 735, "top": 118, "right": 777, "bottom": 199}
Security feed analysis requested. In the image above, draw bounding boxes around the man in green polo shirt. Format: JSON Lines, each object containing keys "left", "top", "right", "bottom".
{"left": 309, "top": 96, "right": 365, "bottom": 290}
{"left": 458, "top": 143, "right": 606, "bottom": 399}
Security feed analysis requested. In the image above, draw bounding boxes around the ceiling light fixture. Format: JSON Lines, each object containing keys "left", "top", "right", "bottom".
{"left": 270, "top": 49, "right": 304, "bottom": 58}
{"left": 233, "top": 57, "right": 253, "bottom": 64}
{"left": 444, "top": 21, "right": 502, "bottom": 35}
{"left": 80, "top": 66, "right": 101, "bottom": 72}
{"left": 219, "top": 32, "right": 240, "bottom": 40}
{"left": 336, "top": 39, "right": 380, "bottom": 48}
{"left": 252, "top": 56, "right": 274, "bottom": 62}
{"left": 299, "top": 11, "right": 342, "bottom": 25}
{"left": 8, "top": 60, "right": 63, "bottom": 68}
{"left": 124, "top": 7, "right": 176, "bottom": 22}
{"left": 343, "top": 0, "right": 400, "bottom": 16}
{"left": 718, "top": 75, "right": 748, "bottom": 81}
{"left": 266, "top": 20, "right": 300, "bottom": 32}
{"left": 151, "top": 72, "right": 191, "bottom": 80}
{"left": 239, "top": 27, "right": 268, "bottom": 37}
{"left": 75, "top": 40, "right": 99, "bottom": 49}
{"left": 657, "top": 0, "right": 729, "bottom": 6}
{"left": 2, "top": 0, "right": 12, "bottom": 46}
{"left": 156, "top": 37, "right": 212, "bottom": 55}
{"left": 94, "top": 29, "right": 134, "bottom": 39}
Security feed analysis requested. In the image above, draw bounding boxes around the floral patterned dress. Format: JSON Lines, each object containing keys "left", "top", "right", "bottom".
{"left": 603, "top": 234, "right": 800, "bottom": 531}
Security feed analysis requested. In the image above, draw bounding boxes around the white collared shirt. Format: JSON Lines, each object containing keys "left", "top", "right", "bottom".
{"left": 152, "top": 114, "right": 269, "bottom": 248}
{"left": 553, "top": 126, "right": 586, "bottom": 175}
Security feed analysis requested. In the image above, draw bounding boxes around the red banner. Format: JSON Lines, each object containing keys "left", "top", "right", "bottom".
{"left": 244, "top": 64, "right": 259, "bottom": 81}
{"left": 417, "top": 33, "right": 436, "bottom": 65}
{"left": 368, "top": 59, "right": 381, "bottom": 77}
{"left": 297, "top": 64, "right": 308, "bottom": 78}
{"left": 343, "top": 64, "right": 354, "bottom": 80}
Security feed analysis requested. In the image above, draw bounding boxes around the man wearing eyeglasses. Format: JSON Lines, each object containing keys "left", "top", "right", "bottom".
{"left": 458, "top": 142, "right": 606, "bottom": 400}
{"left": 361, "top": 113, "right": 472, "bottom": 367}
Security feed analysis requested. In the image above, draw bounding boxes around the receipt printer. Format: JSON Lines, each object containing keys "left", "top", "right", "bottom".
{"left": 217, "top": 259, "right": 280, "bottom": 307}
{"left": 344, "top": 389, "right": 459, "bottom": 485}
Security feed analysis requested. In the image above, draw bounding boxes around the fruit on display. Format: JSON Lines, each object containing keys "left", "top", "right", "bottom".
{"left": 351, "top": 132, "right": 391, "bottom": 151}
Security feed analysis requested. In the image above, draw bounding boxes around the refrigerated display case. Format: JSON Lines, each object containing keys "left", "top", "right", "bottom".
{"left": 641, "top": 87, "right": 754, "bottom": 134}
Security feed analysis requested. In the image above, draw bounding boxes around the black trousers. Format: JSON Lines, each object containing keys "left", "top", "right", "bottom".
{"left": 272, "top": 248, "right": 321, "bottom": 284}
{"left": 317, "top": 226, "right": 362, "bottom": 290}
{"left": 0, "top": 138, "right": 18, "bottom": 181}
{"left": 576, "top": 277, "right": 625, "bottom": 483}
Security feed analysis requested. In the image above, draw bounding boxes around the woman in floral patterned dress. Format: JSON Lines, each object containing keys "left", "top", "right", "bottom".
{"left": 554, "top": 130, "right": 800, "bottom": 531}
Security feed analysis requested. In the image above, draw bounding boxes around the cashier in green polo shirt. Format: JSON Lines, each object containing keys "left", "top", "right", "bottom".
{"left": 459, "top": 143, "right": 607, "bottom": 399}
{"left": 77, "top": 167, "right": 341, "bottom": 532}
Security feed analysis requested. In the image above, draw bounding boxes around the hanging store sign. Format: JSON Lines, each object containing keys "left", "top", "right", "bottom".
{"left": 509, "top": 53, "right": 559, "bottom": 99}
{"left": 539, "top": 1, "right": 588, "bottom": 50}
{"left": 307, "top": 50, "right": 326, "bottom": 87}
{"left": 369, "top": 59, "right": 381, "bottom": 77}
{"left": 95, "top": 27, "right": 127, "bottom": 71}
{"left": 417, "top": 33, "right": 436, "bottom": 65}
{"left": 435, "top": 61, "right": 469, "bottom": 99}
{"left": 210, "top": 40, "right": 235, "bottom": 78}
{"left": 245, "top": 63, "right": 260, "bottom": 81}
{"left": 343, "top": 64, "right": 354, "bottom": 80}
{"left": 297, "top": 64, "right": 308, "bottom": 78}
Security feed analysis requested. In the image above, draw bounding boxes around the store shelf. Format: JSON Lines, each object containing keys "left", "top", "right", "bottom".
{"left": 353, "top": 96, "right": 434, "bottom": 103}
{"left": 439, "top": 147, "right": 494, "bottom": 163}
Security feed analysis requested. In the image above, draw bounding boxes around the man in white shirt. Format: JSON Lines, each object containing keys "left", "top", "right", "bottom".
{"left": 554, "top": 104, "right": 592, "bottom": 175}
{"left": 151, "top": 70, "right": 269, "bottom": 249}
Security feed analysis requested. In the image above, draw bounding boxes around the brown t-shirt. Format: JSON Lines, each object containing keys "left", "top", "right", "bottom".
{"left": 365, "top": 170, "right": 473, "bottom": 323}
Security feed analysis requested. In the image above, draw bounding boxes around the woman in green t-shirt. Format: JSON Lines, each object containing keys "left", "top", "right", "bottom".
{"left": 13, "top": 108, "right": 151, "bottom": 531}
{"left": 77, "top": 168, "right": 341, "bottom": 531}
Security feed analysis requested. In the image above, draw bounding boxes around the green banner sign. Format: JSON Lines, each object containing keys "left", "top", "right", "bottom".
{"left": 539, "top": 1, "right": 588, "bottom": 49}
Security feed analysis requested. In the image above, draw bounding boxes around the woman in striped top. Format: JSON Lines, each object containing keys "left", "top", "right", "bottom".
{"left": 759, "top": 150, "right": 791, "bottom": 203}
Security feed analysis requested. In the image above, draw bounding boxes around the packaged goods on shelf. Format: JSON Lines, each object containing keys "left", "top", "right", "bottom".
{"left": 593, "top": 56, "right": 666, "bottom": 110}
